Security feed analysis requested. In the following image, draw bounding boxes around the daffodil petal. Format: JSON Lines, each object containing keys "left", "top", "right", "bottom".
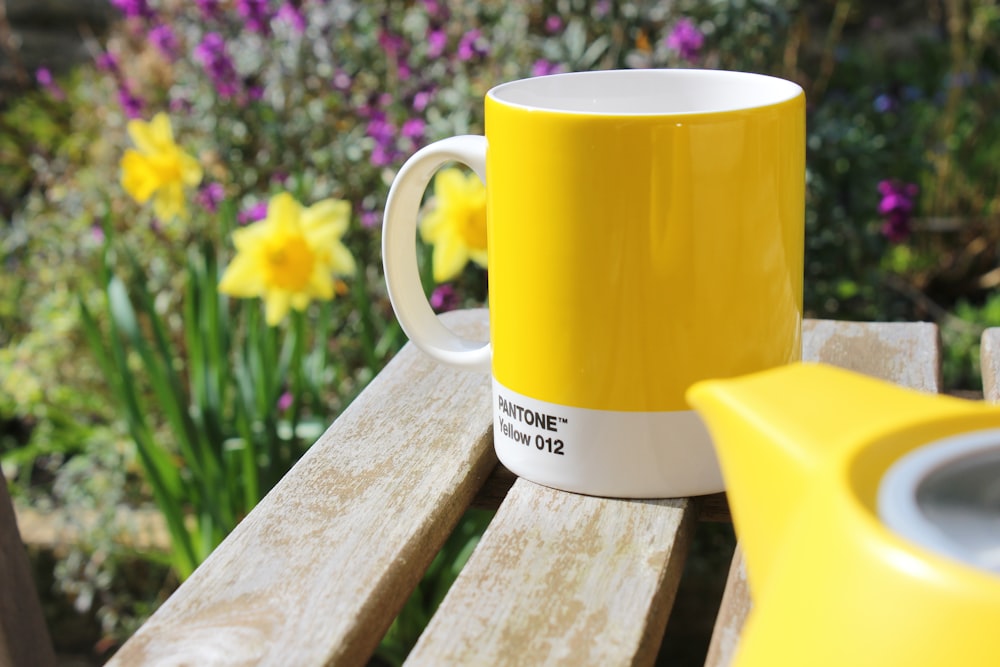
{"left": 267, "top": 192, "right": 301, "bottom": 230}
{"left": 328, "top": 242, "right": 357, "bottom": 276}
{"left": 434, "top": 168, "right": 468, "bottom": 200}
{"left": 419, "top": 208, "right": 446, "bottom": 243}
{"left": 264, "top": 291, "right": 291, "bottom": 326}
{"left": 127, "top": 118, "right": 158, "bottom": 155}
{"left": 231, "top": 222, "right": 270, "bottom": 251}
{"left": 120, "top": 150, "right": 158, "bottom": 203}
{"left": 432, "top": 235, "right": 469, "bottom": 283}
{"left": 180, "top": 152, "right": 204, "bottom": 186}
{"left": 302, "top": 199, "right": 351, "bottom": 237}
{"left": 468, "top": 248, "right": 489, "bottom": 268}
{"left": 308, "top": 272, "right": 335, "bottom": 299}
{"left": 219, "top": 254, "right": 265, "bottom": 297}
{"left": 150, "top": 112, "right": 175, "bottom": 147}
{"left": 153, "top": 181, "right": 186, "bottom": 221}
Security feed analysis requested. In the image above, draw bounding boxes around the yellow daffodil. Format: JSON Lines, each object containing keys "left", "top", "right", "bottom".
{"left": 419, "top": 168, "right": 487, "bottom": 283}
{"left": 219, "top": 192, "right": 356, "bottom": 326}
{"left": 120, "top": 112, "right": 203, "bottom": 221}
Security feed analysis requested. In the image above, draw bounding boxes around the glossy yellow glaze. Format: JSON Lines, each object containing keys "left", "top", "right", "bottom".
{"left": 688, "top": 363, "right": 1000, "bottom": 666}
{"left": 485, "top": 91, "right": 805, "bottom": 411}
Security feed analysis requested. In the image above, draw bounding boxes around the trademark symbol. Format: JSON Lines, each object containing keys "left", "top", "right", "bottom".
{"left": 559, "top": 417, "right": 568, "bottom": 423}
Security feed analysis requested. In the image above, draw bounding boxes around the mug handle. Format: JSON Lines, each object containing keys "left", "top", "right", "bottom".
{"left": 382, "top": 135, "right": 491, "bottom": 372}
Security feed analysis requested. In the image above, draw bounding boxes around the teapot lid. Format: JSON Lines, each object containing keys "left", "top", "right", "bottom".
{"left": 878, "top": 428, "right": 1000, "bottom": 573}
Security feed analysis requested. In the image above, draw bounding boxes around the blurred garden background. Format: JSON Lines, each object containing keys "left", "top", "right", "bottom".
{"left": 2, "top": 0, "right": 999, "bottom": 664}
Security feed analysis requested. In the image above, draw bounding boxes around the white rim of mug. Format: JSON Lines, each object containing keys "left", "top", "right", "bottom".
{"left": 877, "top": 428, "right": 1000, "bottom": 571}
{"left": 486, "top": 68, "right": 804, "bottom": 116}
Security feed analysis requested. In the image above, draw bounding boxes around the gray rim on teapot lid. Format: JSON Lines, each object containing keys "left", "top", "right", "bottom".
{"left": 878, "top": 428, "right": 1000, "bottom": 574}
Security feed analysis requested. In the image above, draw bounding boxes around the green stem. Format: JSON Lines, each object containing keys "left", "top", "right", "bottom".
{"left": 351, "top": 265, "right": 379, "bottom": 371}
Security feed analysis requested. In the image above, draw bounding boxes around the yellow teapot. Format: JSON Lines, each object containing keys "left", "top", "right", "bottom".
{"left": 687, "top": 363, "right": 1000, "bottom": 667}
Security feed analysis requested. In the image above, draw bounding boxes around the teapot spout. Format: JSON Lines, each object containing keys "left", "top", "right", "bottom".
{"left": 686, "top": 362, "right": 966, "bottom": 594}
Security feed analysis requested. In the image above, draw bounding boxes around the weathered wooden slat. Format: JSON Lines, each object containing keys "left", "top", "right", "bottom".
{"left": 980, "top": 328, "right": 1000, "bottom": 402}
{"left": 701, "top": 547, "right": 748, "bottom": 667}
{"left": 801, "top": 319, "right": 941, "bottom": 393}
{"left": 406, "top": 480, "right": 696, "bottom": 666}
{"left": 703, "top": 318, "right": 941, "bottom": 667}
{"left": 1, "top": 474, "right": 57, "bottom": 667}
{"left": 107, "top": 309, "right": 495, "bottom": 667}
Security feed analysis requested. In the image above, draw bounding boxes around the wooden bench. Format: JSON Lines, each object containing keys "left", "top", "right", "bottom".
{"left": 7, "top": 311, "right": 995, "bottom": 666}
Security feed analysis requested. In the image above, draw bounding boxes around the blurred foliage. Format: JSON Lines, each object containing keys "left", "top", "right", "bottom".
{"left": 2, "top": 0, "right": 1000, "bottom": 660}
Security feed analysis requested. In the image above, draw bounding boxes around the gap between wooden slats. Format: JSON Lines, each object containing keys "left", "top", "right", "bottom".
{"left": 106, "top": 310, "right": 495, "bottom": 667}
{"left": 702, "top": 319, "right": 942, "bottom": 667}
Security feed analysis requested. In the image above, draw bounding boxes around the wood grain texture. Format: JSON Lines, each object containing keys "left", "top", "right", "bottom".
{"left": 802, "top": 319, "right": 941, "bottom": 392}
{"left": 1, "top": 475, "right": 56, "bottom": 667}
{"left": 701, "top": 547, "right": 748, "bottom": 667}
{"left": 406, "top": 479, "right": 696, "bottom": 667}
{"left": 980, "top": 328, "right": 1000, "bottom": 402}
{"left": 704, "top": 319, "right": 942, "bottom": 667}
{"left": 107, "top": 310, "right": 494, "bottom": 667}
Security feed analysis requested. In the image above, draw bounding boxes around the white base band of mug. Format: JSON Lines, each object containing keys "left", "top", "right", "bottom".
{"left": 492, "top": 379, "right": 725, "bottom": 498}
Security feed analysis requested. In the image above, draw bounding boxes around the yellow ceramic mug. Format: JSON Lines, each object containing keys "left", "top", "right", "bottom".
{"left": 382, "top": 69, "right": 805, "bottom": 498}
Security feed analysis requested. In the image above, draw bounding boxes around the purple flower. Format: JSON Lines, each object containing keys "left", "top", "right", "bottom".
{"left": 545, "top": 15, "right": 563, "bottom": 34}
{"left": 457, "top": 29, "right": 489, "bottom": 61}
{"left": 247, "top": 83, "right": 265, "bottom": 101}
{"left": 277, "top": 1, "right": 307, "bottom": 33}
{"left": 96, "top": 51, "right": 120, "bottom": 73}
{"left": 531, "top": 59, "right": 564, "bottom": 77}
{"left": 91, "top": 224, "right": 106, "bottom": 244}
{"left": 422, "top": 0, "right": 445, "bottom": 18}
{"left": 412, "top": 89, "right": 433, "bottom": 112}
{"left": 118, "top": 84, "right": 144, "bottom": 118}
{"left": 401, "top": 118, "right": 425, "bottom": 140}
{"left": 237, "top": 0, "right": 274, "bottom": 36}
{"left": 276, "top": 391, "right": 294, "bottom": 412}
{"left": 366, "top": 112, "right": 394, "bottom": 143}
{"left": 110, "top": 0, "right": 155, "bottom": 20}
{"left": 197, "top": 182, "right": 225, "bottom": 213}
{"left": 877, "top": 180, "right": 919, "bottom": 242}
{"left": 370, "top": 143, "right": 396, "bottom": 167}
{"left": 169, "top": 96, "right": 193, "bottom": 114}
{"left": 666, "top": 18, "right": 704, "bottom": 62}
{"left": 427, "top": 29, "right": 447, "bottom": 58}
{"left": 195, "top": 0, "right": 223, "bottom": 20}
{"left": 360, "top": 209, "right": 381, "bottom": 228}
{"left": 149, "top": 24, "right": 180, "bottom": 60}
{"left": 35, "top": 68, "right": 65, "bottom": 100}
{"left": 332, "top": 70, "right": 352, "bottom": 91}
{"left": 194, "top": 33, "right": 242, "bottom": 100}
{"left": 430, "top": 284, "right": 459, "bottom": 313}
{"left": 379, "top": 30, "right": 406, "bottom": 56}
{"left": 366, "top": 111, "right": 401, "bottom": 166}
{"left": 238, "top": 201, "right": 269, "bottom": 224}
